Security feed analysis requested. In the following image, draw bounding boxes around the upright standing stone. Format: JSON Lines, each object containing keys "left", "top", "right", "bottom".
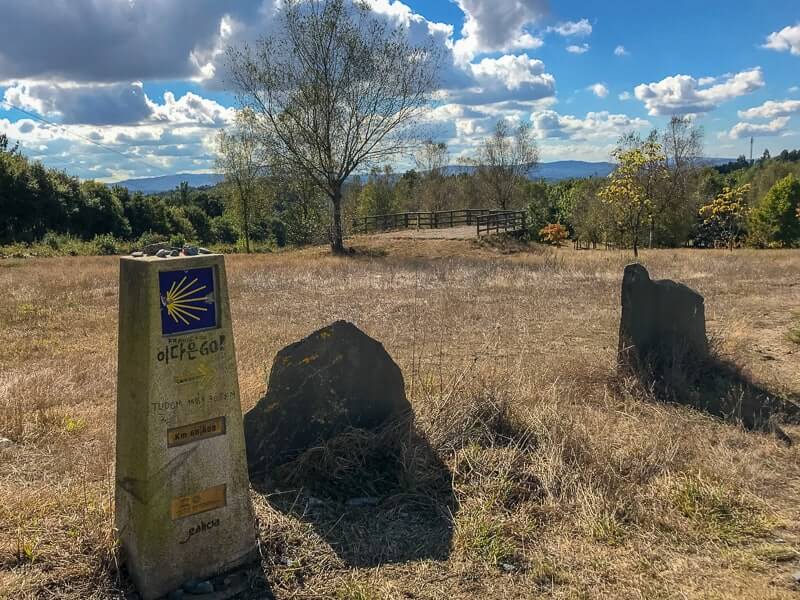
{"left": 618, "top": 263, "right": 708, "bottom": 372}
{"left": 116, "top": 254, "right": 256, "bottom": 600}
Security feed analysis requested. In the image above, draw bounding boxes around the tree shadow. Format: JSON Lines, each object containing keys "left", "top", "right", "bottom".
{"left": 620, "top": 341, "right": 800, "bottom": 443}
{"left": 250, "top": 418, "right": 456, "bottom": 567}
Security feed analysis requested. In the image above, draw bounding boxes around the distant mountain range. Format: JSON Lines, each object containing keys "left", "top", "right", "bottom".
{"left": 112, "top": 158, "right": 735, "bottom": 193}
{"left": 112, "top": 173, "right": 224, "bottom": 193}
{"left": 447, "top": 161, "right": 618, "bottom": 181}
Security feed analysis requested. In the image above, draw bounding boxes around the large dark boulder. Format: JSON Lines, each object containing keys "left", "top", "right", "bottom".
{"left": 618, "top": 263, "right": 708, "bottom": 372}
{"left": 244, "top": 320, "right": 411, "bottom": 474}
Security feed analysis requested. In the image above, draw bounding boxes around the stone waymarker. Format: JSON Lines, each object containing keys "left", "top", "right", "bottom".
{"left": 244, "top": 320, "right": 411, "bottom": 474}
{"left": 618, "top": 263, "right": 708, "bottom": 372}
{"left": 116, "top": 254, "right": 256, "bottom": 600}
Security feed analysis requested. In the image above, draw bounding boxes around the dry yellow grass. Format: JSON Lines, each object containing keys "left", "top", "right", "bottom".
{"left": 1, "top": 237, "right": 799, "bottom": 599}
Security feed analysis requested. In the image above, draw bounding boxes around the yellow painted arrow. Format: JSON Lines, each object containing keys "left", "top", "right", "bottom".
{"left": 174, "top": 361, "right": 215, "bottom": 387}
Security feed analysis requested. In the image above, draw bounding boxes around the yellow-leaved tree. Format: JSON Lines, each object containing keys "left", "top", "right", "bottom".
{"left": 698, "top": 183, "right": 751, "bottom": 251}
{"left": 598, "top": 135, "right": 667, "bottom": 257}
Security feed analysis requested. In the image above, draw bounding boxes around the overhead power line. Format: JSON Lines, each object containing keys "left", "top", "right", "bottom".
{"left": 1, "top": 100, "right": 175, "bottom": 177}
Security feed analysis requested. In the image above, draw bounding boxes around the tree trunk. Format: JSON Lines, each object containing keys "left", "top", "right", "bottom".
{"left": 330, "top": 185, "right": 345, "bottom": 253}
{"left": 240, "top": 185, "right": 251, "bottom": 254}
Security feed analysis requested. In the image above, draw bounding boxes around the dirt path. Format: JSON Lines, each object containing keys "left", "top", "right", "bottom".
{"left": 366, "top": 225, "right": 477, "bottom": 240}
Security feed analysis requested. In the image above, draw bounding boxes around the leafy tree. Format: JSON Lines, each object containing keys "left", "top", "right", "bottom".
{"left": 78, "top": 181, "right": 131, "bottom": 239}
{"left": 599, "top": 136, "right": 668, "bottom": 257}
{"left": 210, "top": 215, "right": 239, "bottom": 244}
{"left": 570, "top": 178, "right": 608, "bottom": 248}
{"left": 124, "top": 192, "right": 170, "bottom": 238}
{"left": 698, "top": 184, "right": 751, "bottom": 250}
{"left": 227, "top": 0, "right": 439, "bottom": 253}
{"left": 193, "top": 191, "right": 225, "bottom": 218}
{"left": 521, "top": 179, "right": 554, "bottom": 235}
{"left": 164, "top": 206, "right": 196, "bottom": 241}
{"left": 172, "top": 181, "right": 191, "bottom": 206}
{"left": 216, "top": 109, "right": 267, "bottom": 253}
{"left": 182, "top": 205, "right": 213, "bottom": 243}
{"left": 748, "top": 174, "right": 800, "bottom": 247}
{"left": 393, "top": 169, "right": 421, "bottom": 212}
{"left": 356, "top": 167, "right": 397, "bottom": 217}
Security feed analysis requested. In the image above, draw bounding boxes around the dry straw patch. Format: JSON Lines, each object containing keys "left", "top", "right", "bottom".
{"left": 1, "top": 241, "right": 799, "bottom": 598}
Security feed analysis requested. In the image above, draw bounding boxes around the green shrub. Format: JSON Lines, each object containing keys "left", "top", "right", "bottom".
{"left": 210, "top": 215, "right": 238, "bottom": 244}
{"left": 42, "top": 232, "right": 62, "bottom": 251}
{"left": 136, "top": 231, "right": 169, "bottom": 249}
{"left": 169, "top": 234, "right": 187, "bottom": 248}
{"left": 748, "top": 174, "right": 800, "bottom": 248}
{"left": 92, "top": 234, "right": 121, "bottom": 256}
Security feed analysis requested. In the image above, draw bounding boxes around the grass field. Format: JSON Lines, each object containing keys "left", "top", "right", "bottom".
{"left": 1, "top": 236, "right": 799, "bottom": 599}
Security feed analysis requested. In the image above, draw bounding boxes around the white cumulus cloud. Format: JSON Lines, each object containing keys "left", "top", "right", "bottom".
{"left": 3, "top": 81, "right": 152, "bottom": 125}
{"left": 2, "top": 80, "right": 235, "bottom": 127}
{"left": 738, "top": 99, "right": 800, "bottom": 120}
{"left": 634, "top": 68, "right": 764, "bottom": 116}
{"left": 763, "top": 24, "right": 800, "bottom": 55}
{"left": 532, "top": 110, "right": 650, "bottom": 141}
{"left": 549, "top": 19, "right": 592, "bottom": 37}
{"left": 452, "top": 0, "right": 548, "bottom": 62}
{"left": 614, "top": 45, "right": 629, "bottom": 56}
{"left": 452, "top": 54, "right": 556, "bottom": 104}
{"left": 588, "top": 83, "right": 609, "bottom": 98}
{"left": 728, "top": 117, "right": 791, "bottom": 139}
{"left": 566, "top": 44, "right": 589, "bottom": 54}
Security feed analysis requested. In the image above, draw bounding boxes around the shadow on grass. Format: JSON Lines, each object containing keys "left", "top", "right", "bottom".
{"left": 251, "top": 418, "right": 456, "bottom": 567}
{"left": 620, "top": 342, "right": 800, "bottom": 443}
{"left": 114, "top": 561, "right": 274, "bottom": 599}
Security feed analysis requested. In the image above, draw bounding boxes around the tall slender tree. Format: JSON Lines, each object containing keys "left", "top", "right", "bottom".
{"left": 226, "top": 0, "right": 439, "bottom": 253}
{"left": 216, "top": 109, "right": 267, "bottom": 253}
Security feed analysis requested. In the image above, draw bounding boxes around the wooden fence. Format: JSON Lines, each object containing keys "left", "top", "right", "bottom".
{"left": 353, "top": 208, "right": 528, "bottom": 236}
{"left": 475, "top": 211, "right": 527, "bottom": 236}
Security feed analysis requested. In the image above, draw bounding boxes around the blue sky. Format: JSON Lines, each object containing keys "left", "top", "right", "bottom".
{"left": 0, "top": 0, "right": 798, "bottom": 181}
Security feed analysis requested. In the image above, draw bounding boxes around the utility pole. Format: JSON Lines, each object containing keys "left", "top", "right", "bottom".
{"left": 750, "top": 136, "right": 754, "bottom": 165}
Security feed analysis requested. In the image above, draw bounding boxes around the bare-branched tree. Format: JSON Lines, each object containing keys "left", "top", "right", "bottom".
{"left": 465, "top": 119, "right": 539, "bottom": 210}
{"left": 226, "top": 0, "right": 439, "bottom": 252}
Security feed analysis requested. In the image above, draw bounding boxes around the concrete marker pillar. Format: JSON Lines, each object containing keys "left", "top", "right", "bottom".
{"left": 115, "top": 253, "right": 257, "bottom": 600}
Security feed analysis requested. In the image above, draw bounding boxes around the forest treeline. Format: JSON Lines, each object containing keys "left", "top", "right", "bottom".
{"left": 2, "top": 125, "right": 800, "bottom": 256}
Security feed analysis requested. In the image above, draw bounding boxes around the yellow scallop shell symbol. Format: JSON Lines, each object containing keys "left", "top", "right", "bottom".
{"left": 160, "top": 275, "right": 210, "bottom": 325}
